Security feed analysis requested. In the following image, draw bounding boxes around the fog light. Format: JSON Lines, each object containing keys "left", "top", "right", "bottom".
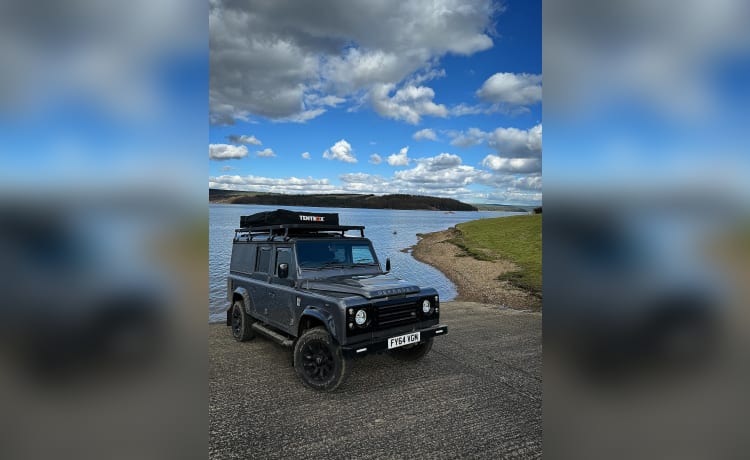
{"left": 422, "top": 299, "right": 432, "bottom": 314}
{"left": 354, "top": 309, "right": 367, "bottom": 326}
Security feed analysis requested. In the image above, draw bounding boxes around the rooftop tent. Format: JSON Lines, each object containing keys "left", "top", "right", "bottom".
{"left": 240, "top": 209, "right": 340, "bottom": 228}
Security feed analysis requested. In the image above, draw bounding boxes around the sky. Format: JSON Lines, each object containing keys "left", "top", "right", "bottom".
{"left": 208, "top": 0, "right": 542, "bottom": 205}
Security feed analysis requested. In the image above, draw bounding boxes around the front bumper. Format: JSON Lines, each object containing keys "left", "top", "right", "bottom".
{"left": 341, "top": 324, "right": 448, "bottom": 359}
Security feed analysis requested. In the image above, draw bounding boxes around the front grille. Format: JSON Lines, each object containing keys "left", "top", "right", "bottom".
{"left": 373, "top": 299, "right": 419, "bottom": 330}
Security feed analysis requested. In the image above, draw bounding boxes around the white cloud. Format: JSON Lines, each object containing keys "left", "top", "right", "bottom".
{"left": 387, "top": 146, "right": 411, "bottom": 166}
{"left": 257, "top": 148, "right": 276, "bottom": 158}
{"left": 210, "top": 0, "right": 498, "bottom": 124}
{"left": 447, "top": 124, "right": 542, "bottom": 158}
{"left": 430, "top": 153, "right": 464, "bottom": 169}
{"left": 220, "top": 165, "right": 236, "bottom": 172}
{"left": 301, "top": 151, "right": 311, "bottom": 160}
{"left": 488, "top": 124, "right": 542, "bottom": 158}
{"left": 275, "top": 108, "right": 327, "bottom": 123}
{"left": 371, "top": 84, "right": 448, "bottom": 124}
{"left": 369, "top": 153, "right": 382, "bottom": 165}
{"left": 227, "top": 134, "right": 262, "bottom": 145}
{"left": 323, "top": 139, "right": 357, "bottom": 163}
{"left": 209, "top": 174, "right": 336, "bottom": 193}
{"left": 209, "top": 143, "right": 248, "bottom": 160}
{"left": 209, "top": 148, "right": 542, "bottom": 204}
{"left": 481, "top": 155, "right": 541, "bottom": 173}
{"left": 304, "top": 94, "right": 346, "bottom": 107}
{"left": 394, "top": 153, "right": 477, "bottom": 189}
{"left": 413, "top": 128, "right": 438, "bottom": 141}
{"left": 405, "top": 68, "right": 447, "bottom": 87}
{"left": 449, "top": 127, "right": 488, "bottom": 147}
{"left": 477, "top": 72, "right": 542, "bottom": 106}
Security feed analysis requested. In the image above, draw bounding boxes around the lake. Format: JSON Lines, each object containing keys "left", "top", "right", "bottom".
{"left": 209, "top": 204, "right": 519, "bottom": 322}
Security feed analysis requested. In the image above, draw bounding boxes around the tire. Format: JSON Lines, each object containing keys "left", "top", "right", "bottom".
{"left": 230, "top": 300, "right": 255, "bottom": 342}
{"left": 389, "top": 338, "right": 433, "bottom": 361}
{"left": 293, "top": 327, "right": 350, "bottom": 391}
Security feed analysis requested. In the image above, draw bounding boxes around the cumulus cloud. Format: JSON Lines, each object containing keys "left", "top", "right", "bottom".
{"left": 488, "top": 124, "right": 542, "bottom": 158}
{"left": 301, "top": 151, "right": 311, "bottom": 160}
{"left": 449, "top": 127, "right": 488, "bottom": 147}
{"left": 209, "top": 174, "right": 335, "bottom": 193}
{"left": 476, "top": 72, "right": 542, "bottom": 106}
{"left": 369, "top": 153, "right": 382, "bottom": 165}
{"left": 413, "top": 128, "right": 438, "bottom": 141}
{"left": 209, "top": 0, "right": 496, "bottom": 124}
{"left": 481, "top": 155, "right": 541, "bottom": 173}
{"left": 257, "top": 148, "right": 276, "bottom": 158}
{"left": 394, "top": 153, "right": 477, "bottom": 189}
{"left": 209, "top": 144, "right": 248, "bottom": 160}
{"left": 448, "top": 124, "right": 542, "bottom": 157}
{"left": 387, "top": 147, "right": 411, "bottom": 166}
{"left": 227, "top": 134, "right": 262, "bottom": 145}
{"left": 371, "top": 84, "right": 448, "bottom": 124}
{"left": 323, "top": 139, "right": 357, "bottom": 163}
{"left": 209, "top": 149, "right": 542, "bottom": 204}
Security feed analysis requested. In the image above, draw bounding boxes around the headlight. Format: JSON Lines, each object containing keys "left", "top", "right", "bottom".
{"left": 422, "top": 299, "right": 432, "bottom": 314}
{"left": 354, "top": 309, "right": 367, "bottom": 326}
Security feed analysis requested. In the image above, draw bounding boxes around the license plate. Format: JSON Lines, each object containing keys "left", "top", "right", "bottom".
{"left": 387, "top": 332, "right": 420, "bottom": 349}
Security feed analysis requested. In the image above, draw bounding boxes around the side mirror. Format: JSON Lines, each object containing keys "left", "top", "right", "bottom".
{"left": 278, "top": 263, "right": 289, "bottom": 279}
{"left": 385, "top": 257, "right": 391, "bottom": 273}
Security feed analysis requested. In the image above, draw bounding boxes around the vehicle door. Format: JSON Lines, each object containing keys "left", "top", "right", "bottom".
{"left": 268, "top": 247, "right": 295, "bottom": 331}
{"left": 251, "top": 245, "right": 273, "bottom": 321}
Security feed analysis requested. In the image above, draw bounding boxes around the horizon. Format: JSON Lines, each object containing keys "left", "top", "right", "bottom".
{"left": 208, "top": 187, "right": 540, "bottom": 207}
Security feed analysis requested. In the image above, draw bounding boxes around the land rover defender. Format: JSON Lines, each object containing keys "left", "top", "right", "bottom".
{"left": 226, "top": 209, "right": 447, "bottom": 391}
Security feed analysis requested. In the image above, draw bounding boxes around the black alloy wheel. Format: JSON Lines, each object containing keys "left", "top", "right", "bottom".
{"left": 301, "top": 340, "right": 335, "bottom": 382}
{"left": 293, "top": 327, "right": 350, "bottom": 391}
{"left": 230, "top": 300, "right": 255, "bottom": 342}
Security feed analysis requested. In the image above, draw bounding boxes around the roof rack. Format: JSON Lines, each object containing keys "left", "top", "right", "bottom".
{"left": 234, "top": 223, "right": 365, "bottom": 242}
{"left": 233, "top": 209, "right": 365, "bottom": 241}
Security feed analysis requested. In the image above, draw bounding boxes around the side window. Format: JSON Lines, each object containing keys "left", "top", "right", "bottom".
{"left": 255, "top": 247, "right": 271, "bottom": 273}
{"left": 230, "top": 243, "right": 256, "bottom": 274}
{"left": 275, "top": 248, "right": 292, "bottom": 276}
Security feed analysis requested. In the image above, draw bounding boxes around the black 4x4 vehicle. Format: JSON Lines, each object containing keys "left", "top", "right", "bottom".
{"left": 226, "top": 209, "right": 447, "bottom": 391}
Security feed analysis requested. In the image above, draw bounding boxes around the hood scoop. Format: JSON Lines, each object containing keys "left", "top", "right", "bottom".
{"left": 306, "top": 274, "right": 420, "bottom": 299}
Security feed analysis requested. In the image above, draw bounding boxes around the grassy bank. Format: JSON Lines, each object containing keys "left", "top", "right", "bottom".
{"left": 451, "top": 214, "right": 542, "bottom": 295}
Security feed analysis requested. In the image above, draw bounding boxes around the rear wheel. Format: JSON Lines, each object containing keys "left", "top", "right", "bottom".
{"left": 230, "top": 300, "right": 255, "bottom": 342}
{"left": 293, "top": 327, "right": 350, "bottom": 391}
{"left": 389, "top": 338, "right": 433, "bottom": 361}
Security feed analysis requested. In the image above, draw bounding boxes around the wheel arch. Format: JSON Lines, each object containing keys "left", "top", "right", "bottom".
{"left": 298, "top": 307, "right": 337, "bottom": 340}
{"left": 227, "top": 287, "right": 252, "bottom": 325}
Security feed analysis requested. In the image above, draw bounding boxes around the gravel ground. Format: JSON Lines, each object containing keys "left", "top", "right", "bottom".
{"left": 411, "top": 228, "right": 541, "bottom": 310}
{"left": 209, "top": 301, "right": 542, "bottom": 459}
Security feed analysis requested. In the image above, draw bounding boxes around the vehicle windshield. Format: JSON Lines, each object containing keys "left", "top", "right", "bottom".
{"left": 296, "top": 240, "right": 377, "bottom": 269}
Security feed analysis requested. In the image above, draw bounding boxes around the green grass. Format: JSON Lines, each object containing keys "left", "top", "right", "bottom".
{"left": 452, "top": 214, "right": 542, "bottom": 295}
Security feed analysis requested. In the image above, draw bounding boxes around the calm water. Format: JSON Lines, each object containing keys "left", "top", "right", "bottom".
{"left": 209, "top": 204, "right": 519, "bottom": 322}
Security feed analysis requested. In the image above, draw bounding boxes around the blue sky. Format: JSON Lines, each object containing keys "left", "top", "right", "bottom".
{"left": 209, "top": 0, "right": 542, "bottom": 205}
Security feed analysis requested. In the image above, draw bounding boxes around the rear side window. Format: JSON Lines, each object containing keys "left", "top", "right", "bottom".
{"left": 230, "top": 243, "right": 256, "bottom": 273}
{"left": 256, "top": 247, "right": 271, "bottom": 273}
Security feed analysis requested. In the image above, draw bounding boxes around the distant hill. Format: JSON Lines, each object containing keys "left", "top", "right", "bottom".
{"left": 471, "top": 203, "right": 534, "bottom": 213}
{"left": 209, "top": 189, "right": 477, "bottom": 211}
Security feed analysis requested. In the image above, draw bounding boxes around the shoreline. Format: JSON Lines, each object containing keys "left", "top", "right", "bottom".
{"left": 411, "top": 227, "right": 541, "bottom": 311}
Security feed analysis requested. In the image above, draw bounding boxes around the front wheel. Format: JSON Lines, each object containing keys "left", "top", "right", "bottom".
{"left": 293, "top": 327, "right": 350, "bottom": 391}
{"left": 230, "top": 300, "right": 255, "bottom": 342}
{"left": 389, "top": 338, "right": 433, "bottom": 361}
